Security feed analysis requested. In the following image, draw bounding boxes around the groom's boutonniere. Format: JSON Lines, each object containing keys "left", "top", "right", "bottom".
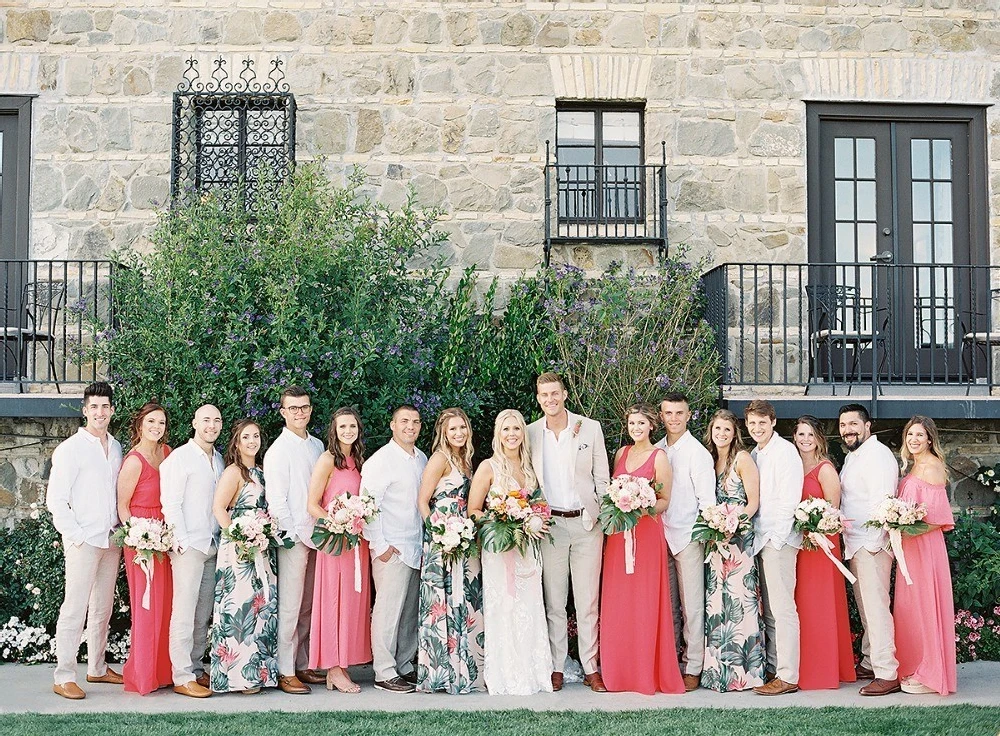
{"left": 572, "top": 419, "right": 583, "bottom": 438}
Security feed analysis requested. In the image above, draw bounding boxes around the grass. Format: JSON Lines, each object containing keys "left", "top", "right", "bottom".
{"left": 3, "top": 708, "right": 1000, "bottom": 736}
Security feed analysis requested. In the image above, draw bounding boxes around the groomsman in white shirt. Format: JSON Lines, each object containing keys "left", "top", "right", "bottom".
{"left": 160, "top": 404, "right": 225, "bottom": 698}
{"left": 528, "top": 372, "right": 610, "bottom": 693}
{"left": 362, "top": 405, "right": 427, "bottom": 693}
{"left": 745, "top": 400, "right": 803, "bottom": 696}
{"left": 655, "top": 393, "right": 716, "bottom": 692}
{"left": 46, "top": 382, "right": 124, "bottom": 699}
{"left": 838, "top": 403, "right": 901, "bottom": 696}
{"left": 264, "top": 386, "right": 325, "bottom": 694}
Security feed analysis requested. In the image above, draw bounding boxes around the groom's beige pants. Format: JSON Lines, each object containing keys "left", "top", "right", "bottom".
{"left": 277, "top": 541, "right": 315, "bottom": 675}
{"left": 670, "top": 541, "right": 707, "bottom": 676}
{"left": 541, "top": 515, "right": 603, "bottom": 675}
{"left": 758, "top": 543, "right": 800, "bottom": 684}
{"left": 370, "top": 554, "right": 419, "bottom": 682}
{"left": 849, "top": 549, "right": 899, "bottom": 680}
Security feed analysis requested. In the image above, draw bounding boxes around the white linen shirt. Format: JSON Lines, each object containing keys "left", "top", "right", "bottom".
{"left": 751, "top": 432, "right": 804, "bottom": 555}
{"left": 263, "top": 427, "right": 324, "bottom": 548}
{"left": 361, "top": 439, "right": 428, "bottom": 570}
{"left": 840, "top": 435, "right": 899, "bottom": 560}
{"left": 160, "top": 438, "right": 225, "bottom": 554}
{"left": 656, "top": 431, "right": 717, "bottom": 555}
{"left": 46, "top": 428, "right": 123, "bottom": 547}
{"left": 541, "top": 421, "right": 581, "bottom": 512}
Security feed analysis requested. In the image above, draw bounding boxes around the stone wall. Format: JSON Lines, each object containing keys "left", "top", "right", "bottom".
{"left": 2, "top": 1, "right": 999, "bottom": 272}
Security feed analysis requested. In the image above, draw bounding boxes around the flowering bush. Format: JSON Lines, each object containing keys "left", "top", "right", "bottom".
{"left": 974, "top": 463, "right": 1000, "bottom": 492}
{"left": 0, "top": 617, "right": 55, "bottom": 663}
{"left": 955, "top": 607, "right": 1000, "bottom": 663}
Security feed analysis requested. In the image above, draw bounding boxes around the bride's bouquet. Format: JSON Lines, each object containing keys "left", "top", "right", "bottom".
{"left": 224, "top": 509, "right": 291, "bottom": 564}
{"left": 112, "top": 517, "right": 175, "bottom": 609}
{"left": 311, "top": 490, "right": 380, "bottom": 556}
{"left": 598, "top": 474, "right": 659, "bottom": 535}
{"left": 691, "top": 503, "right": 752, "bottom": 557}
{"left": 478, "top": 488, "right": 552, "bottom": 555}
{"left": 864, "top": 496, "right": 930, "bottom": 585}
{"left": 793, "top": 497, "right": 855, "bottom": 583}
{"left": 426, "top": 510, "right": 478, "bottom": 564}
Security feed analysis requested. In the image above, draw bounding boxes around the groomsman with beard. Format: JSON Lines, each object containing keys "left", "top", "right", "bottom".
{"left": 528, "top": 372, "right": 610, "bottom": 693}
{"left": 161, "top": 404, "right": 225, "bottom": 698}
{"left": 265, "top": 386, "right": 325, "bottom": 694}
{"left": 47, "top": 382, "right": 124, "bottom": 699}
{"left": 363, "top": 405, "right": 427, "bottom": 693}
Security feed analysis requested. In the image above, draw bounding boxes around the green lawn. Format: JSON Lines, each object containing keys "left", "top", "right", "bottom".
{"left": 5, "top": 708, "right": 1000, "bottom": 736}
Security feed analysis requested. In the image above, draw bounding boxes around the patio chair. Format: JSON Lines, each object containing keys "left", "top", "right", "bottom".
{"left": 806, "top": 284, "right": 885, "bottom": 394}
{"left": 961, "top": 287, "right": 1000, "bottom": 392}
{"left": 0, "top": 280, "right": 66, "bottom": 392}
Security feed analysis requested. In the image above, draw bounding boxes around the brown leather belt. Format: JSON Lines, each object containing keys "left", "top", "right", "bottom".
{"left": 549, "top": 508, "right": 583, "bottom": 518}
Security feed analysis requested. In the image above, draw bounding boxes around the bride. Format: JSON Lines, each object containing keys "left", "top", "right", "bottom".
{"left": 468, "top": 409, "right": 553, "bottom": 695}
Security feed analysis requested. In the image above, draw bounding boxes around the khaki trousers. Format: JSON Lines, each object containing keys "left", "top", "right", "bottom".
{"left": 540, "top": 515, "right": 603, "bottom": 675}
{"left": 669, "top": 541, "right": 707, "bottom": 676}
{"left": 276, "top": 542, "right": 315, "bottom": 675}
{"left": 54, "top": 541, "right": 121, "bottom": 684}
{"left": 849, "top": 549, "right": 899, "bottom": 680}
{"left": 168, "top": 547, "right": 216, "bottom": 685}
{"left": 758, "top": 543, "right": 800, "bottom": 684}
{"left": 370, "top": 555, "right": 420, "bottom": 682}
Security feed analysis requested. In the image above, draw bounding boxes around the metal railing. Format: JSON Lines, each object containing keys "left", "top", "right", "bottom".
{"left": 543, "top": 141, "right": 668, "bottom": 266}
{"left": 0, "top": 260, "right": 115, "bottom": 392}
{"left": 702, "top": 261, "right": 1000, "bottom": 400}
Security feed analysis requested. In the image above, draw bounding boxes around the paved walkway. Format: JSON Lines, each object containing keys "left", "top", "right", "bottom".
{"left": 2, "top": 662, "right": 998, "bottom": 714}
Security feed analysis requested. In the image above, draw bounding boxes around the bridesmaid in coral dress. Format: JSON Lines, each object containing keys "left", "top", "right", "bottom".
{"left": 893, "top": 416, "right": 957, "bottom": 696}
{"left": 116, "top": 402, "right": 173, "bottom": 695}
{"left": 599, "top": 403, "right": 684, "bottom": 695}
{"left": 306, "top": 407, "right": 372, "bottom": 693}
{"left": 792, "top": 416, "right": 856, "bottom": 690}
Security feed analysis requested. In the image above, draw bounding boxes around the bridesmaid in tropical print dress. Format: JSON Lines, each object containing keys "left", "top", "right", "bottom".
{"left": 701, "top": 410, "right": 766, "bottom": 692}
{"left": 416, "top": 408, "right": 485, "bottom": 694}
{"left": 209, "top": 419, "right": 279, "bottom": 694}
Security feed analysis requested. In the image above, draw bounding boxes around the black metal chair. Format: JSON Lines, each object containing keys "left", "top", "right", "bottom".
{"left": 0, "top": 280, "right": 66, "bottom": 392}
{"left": 961, "top": 287, "right": 1000, "bottom": 392}
{"left": 806, "top": 284, "right": 885, "bottom": 394}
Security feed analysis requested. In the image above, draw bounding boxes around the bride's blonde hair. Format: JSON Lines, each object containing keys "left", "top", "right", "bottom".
{"left": 490, "top": 409, "right": 537, "bottom": 490}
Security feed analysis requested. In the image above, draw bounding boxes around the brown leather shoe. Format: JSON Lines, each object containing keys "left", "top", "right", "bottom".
{"left": 683, "top": 674, "right": 700, "bottom": 692}
{"left": 550, "top": 672, "right": 563, "bottom": 691}
{"left": 278, "top": 675, "right": 311, "bottom": 694}
{"left": 583, "top": 672, "right": 608, "bottom": 693}
{"left": 195, "top": 672, "right": 210, "bottom": 688}
{"left": 86, "top": 667, "right": 123, "bottom": 685}
{"left": 53, "top": 682, "right": 86, "bottom": 700}
{"left": 860, "top": 677, "right": 901, "bottom": 696}
{"left": 753, "top": 677, "right": 799, "bottom": 695}
{"left": 174, "top": 681, "right": 212, "bottom": 698}
{"left": 296, "top": 669, "right": 325, "bottom": 685}
{"left": 855, "top": 665, "right": 875, "bottom": 681}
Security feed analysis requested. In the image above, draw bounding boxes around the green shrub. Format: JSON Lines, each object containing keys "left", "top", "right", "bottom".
{"left": 947, "top": 509, "right": 1000, "bottom": 611}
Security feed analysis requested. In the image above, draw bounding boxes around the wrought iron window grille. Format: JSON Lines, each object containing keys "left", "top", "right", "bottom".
{"left": 170, "top": 57, "right": 296, "bottom": 208}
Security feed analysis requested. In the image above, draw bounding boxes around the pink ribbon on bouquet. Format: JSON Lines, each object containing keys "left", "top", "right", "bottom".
{"left": 888, "top": 529, "right": 913, "bottom": 585}
{"left": 137, "top": 555, "right": 153, "bottom": 610}
{"left": 805, "top": 532, "right": 856, "bottom": 584}
{"left": 624, "top": 528, "right": 637, "bottom": 575}
{"left": 353, "top": 546, "right": 362, "bottom": 593}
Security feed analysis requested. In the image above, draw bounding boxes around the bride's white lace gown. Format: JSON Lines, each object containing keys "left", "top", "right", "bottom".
{"left": 480, "top": 460, "right": 553, "bottom": 695}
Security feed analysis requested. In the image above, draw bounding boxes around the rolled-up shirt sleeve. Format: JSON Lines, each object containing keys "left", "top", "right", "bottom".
{"left": 361, "top": 461, "right": 389, "bottom": 558}
{"left": 263, "top": 447, "right": 294, "bottom": 534}
{"left": 779, "top": 443, "right": 805, "bottom": 542}
{"left": 47, "top": 444, "right": 85, "bottom": 544}
{"left": 159, "top": 454, "right": 188, "bottom": 549}
{"left": 692, "top": 448, "right": 718, "bottom": 511}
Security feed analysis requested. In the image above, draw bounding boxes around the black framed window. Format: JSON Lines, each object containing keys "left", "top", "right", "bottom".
{"left": 0, "top": 96, "right": 32, "bottom": 260}
{"left": 555, "top": 103, "right": 644, "bottom": 223}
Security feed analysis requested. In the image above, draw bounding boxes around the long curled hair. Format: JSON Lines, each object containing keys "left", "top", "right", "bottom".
{"left": 129, "top": 401, "right": 169, "bottom": 448}
{"left": 490, "top": 409, "right": 537, "bottom": 491}
{"left": 431, "top": 407, "right": 474, "bottom": 476}
{"left": 326, "top": 406, "right": 365, "bottom": 471}
{"left": 704, "top": 409, "right": 746, "bottom": 479}
{"left": 225, "top": 418, "right": 265, "bottom": 485}
{"left": 900, "top": 415, "right": 947, "bottom": 475}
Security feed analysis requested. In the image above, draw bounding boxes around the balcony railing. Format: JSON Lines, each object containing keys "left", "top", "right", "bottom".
{"left": 702, "top": 261, "right": 1000, "bottom": 401}
{"left": 543, "top": 142, "right": 668, "bottom": 266}
{"left": 1, "top": 260, "right": 115, "bottom": 392}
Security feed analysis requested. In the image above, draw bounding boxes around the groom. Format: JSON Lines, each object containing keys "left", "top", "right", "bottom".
{"left": 527, "top": 372, "right": 610, "bottom": 693}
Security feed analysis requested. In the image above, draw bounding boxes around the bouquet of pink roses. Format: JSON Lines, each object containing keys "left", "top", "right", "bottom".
{"left": 598, "top": 474, "right": 659, "bottom": 535}
{"left": 793, "top": 497, "right": 855, "bottom": 583}
{"left": 311, "top": 490, "right": 380, "bottom": 556}
{"left": 426, "top": 510, "right": 477, "bottom": 564}
{"left": 478, "top": 488, "right": 552, "bottom": 555}
{"left": 223, "top": 509, "right": 290, "bottom": 564}
{"left": 691, "top": 502, "right": 752, "bottom": 557}
{"left": 112, "top": 516, "right": 175, "bottom": 609}
{"left": 864, "top": 496, "right": 930, "bottom": 585}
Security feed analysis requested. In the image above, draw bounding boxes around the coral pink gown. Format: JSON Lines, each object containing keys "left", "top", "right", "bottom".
{"left": 308, "top": 458, "right": 373, "bottom": 669}
{"left": 893, "top": 474, "right": 957, "bottom": 695}
{"left": 794, "top": 460, "right": 856, "bottom": 690}
{"left": 599, "top": 446, "right": 685, "bottom": 695}
{"left": 122, "top": 447, "right": 173, "bottom": 695}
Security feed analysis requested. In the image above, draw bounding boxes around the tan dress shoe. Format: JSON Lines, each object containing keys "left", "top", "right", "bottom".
{"left": 550, "top": 672, "right": 564, "bottom": 691}
{"left": 296, "top": 669, "right": 325, "bottom": 685}
{"left": 860, "top": 678, "right": 901, "bottom": 696}
{"left": 86, "top": 667, "right": 124, "bottom": 685}
{"left": 278, "top": 675, "right": 311, "bottom": 694}
{"left": 174, "top": 681, "right": 212, "bottom": 698}
{"left": 53, "top": 682, "right": 86, "bottom": 700}
{"left": 583, "top": 672, "right": 608, "bottom": 693}
{"left": 753, "top": 677, "right": 799, "bottom": 695}
{"left": 682, "top": 674, "right": 700, "bottom": 692}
